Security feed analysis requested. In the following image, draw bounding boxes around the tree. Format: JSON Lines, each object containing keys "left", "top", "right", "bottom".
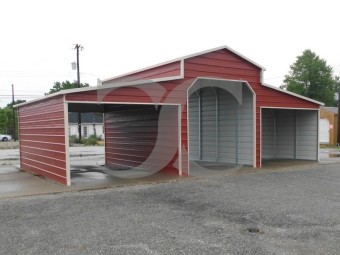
{"left": 0, "top": 107, "right": 12, "bottom": 134}
{"left": 45, "top": 80, "right": 89, "bottom": 95}
{"left": 7, "top": 99, "right": 26, "bottom": 108}
{"left": 0, "top": 100, "right": 26, "bottom": 137}
{"left": 283, "top": 50, "right": 337, "bottom": 106}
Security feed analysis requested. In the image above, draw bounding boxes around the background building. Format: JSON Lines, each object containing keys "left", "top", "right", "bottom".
{"left": 320, "top": 107, "right": 338, "bottom": 145}
{"left": 68, "top": 112, "right": 104, "bottom": 139}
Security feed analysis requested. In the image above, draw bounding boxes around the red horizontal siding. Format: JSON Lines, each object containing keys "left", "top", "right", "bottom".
{"left": 19, "top": 127, "right": 65, "bottom": 135}
{"left": 184, "top": 49, "right": 261, "bottom": 83}
{"left": 102, "top": 61, "right": 181, "bottom": 84}
{"left": 18, "top": 95, "right": 67, "bottom": 184}
{"left": 105, "top": 105, "right": 179, "bottom": 175}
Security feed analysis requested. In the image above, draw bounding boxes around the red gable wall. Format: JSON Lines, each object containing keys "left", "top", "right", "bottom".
{"left": 103, "top": 61, "right": 182, "bottom": 84}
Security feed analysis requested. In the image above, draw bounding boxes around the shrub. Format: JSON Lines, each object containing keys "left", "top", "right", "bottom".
{"left": 83, "top": 134, "right": 99, "bottom": 145}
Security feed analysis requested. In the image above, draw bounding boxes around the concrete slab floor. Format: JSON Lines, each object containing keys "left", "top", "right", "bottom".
{"left": 0, "top": 163, "right": 186, "bottom": 199}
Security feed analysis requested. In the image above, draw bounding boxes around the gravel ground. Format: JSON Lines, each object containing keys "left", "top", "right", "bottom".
{"left": 1, "top": 163, "right": 340, "bottom": 255}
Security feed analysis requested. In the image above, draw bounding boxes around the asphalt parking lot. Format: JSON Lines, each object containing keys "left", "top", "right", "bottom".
{"left": 1, "top": 161, "right": 340, "bottom": 254}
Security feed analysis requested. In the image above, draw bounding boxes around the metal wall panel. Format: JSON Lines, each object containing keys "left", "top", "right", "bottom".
{"left": 18, "top": 96, "right": 67, "bottom": 184}
{"left": 261, "top": 109, "right": 275, "bottom": 159}
{"left": 188, "top": 92, "right": 200, "bottom": 160}
{"left": 189, "top": 84, "right": 254, "bottom": 165}
{"left": 201, "top": 87, "right": 217, "bottom": 161}
{"left": 296, "top": 110, "right": 318, "bottom": 160}
{"left": 105, "top": 105, "right": 179, "bottom": 174}
{"left": 237, "top": 86, "right": 254, "bottom": 165}
{"left": 276, "top": 110, "right": 295, "bottom": 159}
{"left": 102, "top": 61, "right": 182, "bottom": 84}
{"left": 218, "top": 89, "right": 237, "bottom": 164}
{"left": 261, "top": 109, "right": 318, "bottom": 161}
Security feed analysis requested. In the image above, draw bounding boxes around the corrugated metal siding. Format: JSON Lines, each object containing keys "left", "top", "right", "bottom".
{"left": 296, "top": 110, "right": 318, "bottom": 160}
{"left": 102, "top": 61, "right": 182, "bottom": 84}
{"left": 188, "top": 85, "right": 254, "bottom": 165}
{"left": 184, "top": 50, "right": 261, "bottom": 83}
{"left": 66, "top": 87, "right": 155, "bottom": 103}
{"left": 18, "top": 95, "right": 67, "bottom": 184}
{"left": 276, "top": 110, "right": 295, "bottom": 158}
{"left": 188, "top": 92, "right": 200, "bottom": 160}
{"left": 261, "top": 109, "right": 275, "bottom": 159}
{"left": 201, "top": 87, "right": 217, "bottom": 161}
{"left": 261, "top": 109, "right": 318, "bottom": 161}
{"left": 218, "top": 89, "right": 237, "bottom": 163}
{"left": 105, "top": 105, "right": 179, "bottom": 174}
{"left": 237, "top": 86, "right": 254, "bottom": 165}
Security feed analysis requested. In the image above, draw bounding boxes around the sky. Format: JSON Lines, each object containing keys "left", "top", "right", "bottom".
{"left": 1, "top": 0, "right": 340, "bottom": 107}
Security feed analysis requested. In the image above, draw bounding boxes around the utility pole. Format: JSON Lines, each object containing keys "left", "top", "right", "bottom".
{"left": 11, "top": 84, "right": 16, "bottom": 141}
{"left": 74, "top": 44, "right": 83, "bottom": 142}
{"left": 338, "top": 87, "right": 340, "bottom": 146}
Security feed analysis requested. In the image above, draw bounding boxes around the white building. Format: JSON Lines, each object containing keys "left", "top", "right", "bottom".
{"left": 68, "top": 112, "right": 104, "bottom": 139}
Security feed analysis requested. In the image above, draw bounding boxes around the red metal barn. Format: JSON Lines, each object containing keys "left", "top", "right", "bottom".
{"left": 15, "top": 46, "right": 323, "bottom": 185}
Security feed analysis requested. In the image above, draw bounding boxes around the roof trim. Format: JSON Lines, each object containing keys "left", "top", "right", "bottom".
{"left": 262, "top": 83, "right": 324, "bottom": 106}
{"left": 101, "top": 45, "right": 265, "bottom": 83}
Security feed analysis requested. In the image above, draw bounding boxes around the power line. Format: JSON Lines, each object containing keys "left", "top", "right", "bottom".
{"left": 0, "top": 90, "right": 45, "bottom": 92}
{"left": 0, "top": 72, "right": 98, "bottom": 78}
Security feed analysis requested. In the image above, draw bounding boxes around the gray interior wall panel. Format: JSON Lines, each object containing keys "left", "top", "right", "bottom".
{"left": 296, "top": 110, "right": 318, "bottom": 160}
{"left": 276, "top": 110, "right": 295, "bottom": 158}
{"left": 188, "top": 92, "right": 200, "bottom": 160}
{"left": 201, "top": 87, "right": 217, "bottom": 161}
{"left": 261, "top": 109, "right": 275, "bottom": 159}
{"left": 236, "top": 87, "right": 254, "bottom": 165}
{"left": 261, "top": 109, "right": 318, "bottom": 161}
{"left": 188, "top": 83, "right": 254, "bottom": 166}
{"left": 218, "top": 88, "right": 237, "bottom": 164}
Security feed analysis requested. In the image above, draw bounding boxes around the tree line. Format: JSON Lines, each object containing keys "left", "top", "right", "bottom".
{"left": 0, "top": 81, "right": 88, "bottom": 138}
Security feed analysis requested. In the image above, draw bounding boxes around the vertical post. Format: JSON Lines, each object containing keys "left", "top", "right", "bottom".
{"left": 273, "top": 110, "right": 277, "bottom": 158}
{"left": 11, "top": 84, "right": 16, "bottom": 141}
{"left": 338, "top": 89, "right": 340, "bottom": 146}
{"left": 199, "top": 91, "right": 202, "bottom": 160}
{"left": 215, "top": 88, "right": 219, "bottom": 162}
{"left": 235, "top": 104, "right": 239, "bottom": 164}
{"left": 294, "top": 110, "right": 297, "bottom": 159}
{"left": 75, "top": 44, "right": 82, "bottom": 142}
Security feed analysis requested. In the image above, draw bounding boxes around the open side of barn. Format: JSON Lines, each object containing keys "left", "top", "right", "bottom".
{"left": 15, "top": 46, "right": 323, "bottom": 185}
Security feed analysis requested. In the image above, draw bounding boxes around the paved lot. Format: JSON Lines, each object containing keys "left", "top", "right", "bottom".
{"left": 1, "top": 162, "right": 340, "bottom": 254}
